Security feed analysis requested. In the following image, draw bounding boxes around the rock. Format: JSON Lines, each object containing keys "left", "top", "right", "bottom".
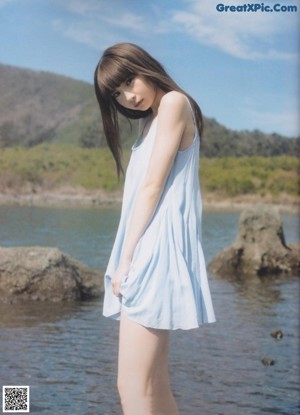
{"left": 0, "top": 246, "right": 104, "bottom": 303}
{"left": 208, "top": 205, "right": 300, "bottom": 279}
{"left": 261, "top": 357, "right": 275, "bottom": 366}
{"left": 270, "top": 330, "right": 283, "bottom": 340}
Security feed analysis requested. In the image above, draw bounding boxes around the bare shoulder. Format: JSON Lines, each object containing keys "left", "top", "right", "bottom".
{"left": 158, "top": 91, "right": 189, "bottom": 116}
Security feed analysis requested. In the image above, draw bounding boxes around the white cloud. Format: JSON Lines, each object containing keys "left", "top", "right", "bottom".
{"left": 52, "top": 0, "right": 150, "bottom": 49}
{"left": 58, "top": 0, "right": 148, "bottom": 31}
{"left": 52, "top": 19, "right": 121, "bottom": 50}
{"left": 52, "top": 0, "right": 298, "bottom": 61}
{"left": 102, "top": 13, "right": 146, "bottom": 32}
{"left": 171, "top": 0, "right": 298, "bottom": 61}
{"left": 57, "top": 0, "right": 106, "bottom": 16}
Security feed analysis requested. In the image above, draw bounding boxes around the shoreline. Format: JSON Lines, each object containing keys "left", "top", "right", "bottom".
{"left": 0, "top": 189, "right": 298, "bottom": 214}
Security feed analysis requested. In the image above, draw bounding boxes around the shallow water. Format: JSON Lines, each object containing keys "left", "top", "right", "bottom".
{"left": 0, "top": 206, "right": 299, "bottom": 414}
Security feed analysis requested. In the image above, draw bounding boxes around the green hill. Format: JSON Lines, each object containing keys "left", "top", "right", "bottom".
{"left": 0, "top": 63, "right": 298, "bottom": 157}
{"left": 0, "top": 64, "right": 135, "bottom": 148}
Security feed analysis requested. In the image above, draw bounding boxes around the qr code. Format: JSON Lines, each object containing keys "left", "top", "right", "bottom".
{"left": 2, "top": 386, "right": 30, "bottom": 413}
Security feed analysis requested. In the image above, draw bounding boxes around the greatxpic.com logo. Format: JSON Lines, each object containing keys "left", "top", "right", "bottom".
{"left": 216, "top": 1, "right": 298, "bottom": 13}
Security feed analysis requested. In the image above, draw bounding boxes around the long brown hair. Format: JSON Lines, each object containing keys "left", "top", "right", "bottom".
{"left": 94, "top": 43, "right": 203, "bottom": 177}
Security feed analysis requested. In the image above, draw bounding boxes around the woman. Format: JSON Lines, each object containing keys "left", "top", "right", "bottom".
{"left": 94, "top": 43, "right": 216, "bottom": 415}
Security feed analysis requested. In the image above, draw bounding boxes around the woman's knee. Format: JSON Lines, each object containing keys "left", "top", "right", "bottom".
{"left": 117, "top": 370, "right": 169, "bottom": 404}
{"left": 117, "top": 374, "right": 147, "bottom": 399}
{"left": 117, "top": 378, "right": 150, "bottom": 415}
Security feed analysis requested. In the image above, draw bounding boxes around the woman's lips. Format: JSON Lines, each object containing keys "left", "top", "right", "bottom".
{"left": 134, "top": 99, "right": 143, "bottom": 109}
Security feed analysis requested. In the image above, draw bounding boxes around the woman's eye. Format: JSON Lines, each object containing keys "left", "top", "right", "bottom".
{"left": 112, "top": 91, "right": 120, "bottom": 99}
{"left": 126, "top": 77, "right": 133, "bottom": 86}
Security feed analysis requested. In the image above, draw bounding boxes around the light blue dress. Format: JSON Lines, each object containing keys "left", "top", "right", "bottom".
{"left": 103, "top": 99, "right": 216, "bottom": 330}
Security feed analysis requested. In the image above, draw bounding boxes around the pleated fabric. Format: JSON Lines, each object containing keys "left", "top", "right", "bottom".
{"left": 103, "top": 99, "right": 216, "bottom": 330}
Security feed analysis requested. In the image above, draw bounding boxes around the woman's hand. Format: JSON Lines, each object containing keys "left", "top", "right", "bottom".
{"left": 112, "top": 259, "right": 131, "bottom": 297}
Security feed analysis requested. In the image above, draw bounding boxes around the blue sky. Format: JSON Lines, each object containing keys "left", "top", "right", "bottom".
{"left": 0, "top": 0, "right": 299, "bottom": 136}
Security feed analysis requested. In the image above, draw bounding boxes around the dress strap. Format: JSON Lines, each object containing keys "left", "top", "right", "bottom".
{"left": 185, "top": 96, "right": 196, "bottom": 127}
{"left": 140, "top": 115, "right": 151, "bottom": 137}
{"left": 184, "top": 95, "right": 201, "bottom": 140}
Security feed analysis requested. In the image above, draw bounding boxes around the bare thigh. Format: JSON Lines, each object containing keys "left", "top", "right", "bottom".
{"left": 118, "top": 311, "right": 178, "bottom": 414}
{"left": 118, "top": 311, "right": 170, "bottom": 390}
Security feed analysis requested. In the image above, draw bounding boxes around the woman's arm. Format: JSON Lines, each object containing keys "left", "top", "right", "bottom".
{"left": 112, "top": 91, "right": 190, "bottom": 296}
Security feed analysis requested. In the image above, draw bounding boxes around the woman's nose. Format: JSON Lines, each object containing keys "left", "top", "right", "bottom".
{"left": 124, "top": 91, "right": 135, "bottom": 102}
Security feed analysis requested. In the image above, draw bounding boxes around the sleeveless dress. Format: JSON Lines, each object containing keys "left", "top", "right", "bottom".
{"left": 103, "top": 99, "right": 216, "bottom": 330}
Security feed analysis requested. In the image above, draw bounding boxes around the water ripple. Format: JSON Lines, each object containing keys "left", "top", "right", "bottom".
{"left": 0, "top": 207, "right": 299, "bottom": 414}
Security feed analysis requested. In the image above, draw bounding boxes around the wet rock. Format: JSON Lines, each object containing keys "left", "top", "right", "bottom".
{"left": 208, "top": 205, "right": 300, "bottom": 279}
{"left": 261, "top": 357, "right": 275, "bottom": 366}
{"left": 270, "top": 330, "right": 283, "bottom": 340}
{"left": 0, "top": 246, "right": 104, "bottom": 303}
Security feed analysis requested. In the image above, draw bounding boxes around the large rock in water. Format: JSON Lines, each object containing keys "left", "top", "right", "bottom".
{"left": 0, "top": 246, "right": 104, "bottom": 303}
{"left": 208, "top": 205, "right": 299, "bottom": 279}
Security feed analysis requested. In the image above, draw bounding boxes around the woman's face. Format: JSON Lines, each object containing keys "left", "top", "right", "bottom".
{"left": 112, "top": 75, "right": 158, "bottom": 112}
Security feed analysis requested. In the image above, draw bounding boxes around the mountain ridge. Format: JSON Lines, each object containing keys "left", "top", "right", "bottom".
{"left": 0, "top": 63, "right": 298, "bottom": 156}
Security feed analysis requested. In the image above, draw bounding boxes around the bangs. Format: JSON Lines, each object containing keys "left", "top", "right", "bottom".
{"left": 97, "top": 57, "right": 136, "bottom": 95}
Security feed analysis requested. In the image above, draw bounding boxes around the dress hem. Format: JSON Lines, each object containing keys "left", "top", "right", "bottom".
{"left": 103, "top": 310, "right": 216, "bottom": 331}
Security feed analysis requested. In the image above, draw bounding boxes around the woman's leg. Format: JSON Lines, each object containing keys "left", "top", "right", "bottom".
{"left": 118, "top": 311, "right": 178, "bottom": 415}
